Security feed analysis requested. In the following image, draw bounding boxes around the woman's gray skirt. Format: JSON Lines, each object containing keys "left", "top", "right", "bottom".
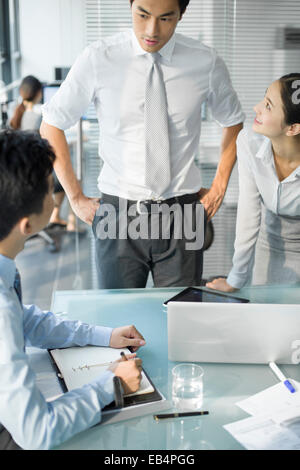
{"left": 252, "top": 205, "right": 300, "bottom": 286}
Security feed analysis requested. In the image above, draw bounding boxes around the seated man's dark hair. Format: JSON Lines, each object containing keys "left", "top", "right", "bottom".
{"left": 0, "top": 130, "right": 56, "bottom": 241}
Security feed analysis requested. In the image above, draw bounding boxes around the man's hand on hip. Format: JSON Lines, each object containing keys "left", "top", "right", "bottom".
{"left": 71, "top": 193, "right": 100, "bottom": 226}
{"left": 198, "top": 184, "right": 225, "bottom": 221}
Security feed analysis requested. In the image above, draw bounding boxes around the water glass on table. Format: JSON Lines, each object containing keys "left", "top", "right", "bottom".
{"left": 172, "top": 363, "right": 204, "bottom": 411}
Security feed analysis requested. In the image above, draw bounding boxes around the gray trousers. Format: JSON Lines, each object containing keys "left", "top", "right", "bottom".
{"left": 92, "top": 193, "right": 206, "bottom": 289}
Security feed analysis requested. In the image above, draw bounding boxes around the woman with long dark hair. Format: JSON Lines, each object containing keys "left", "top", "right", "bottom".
{"left": 10, "top": 75, "right": 42, "bottom": 131}
{"left": 207, "top": 73, "right": 300, "bottom": 291}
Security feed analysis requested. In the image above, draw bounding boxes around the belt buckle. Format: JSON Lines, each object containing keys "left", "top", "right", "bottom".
{"left": 136, "top": 199, "right": 163, "bottom": 215}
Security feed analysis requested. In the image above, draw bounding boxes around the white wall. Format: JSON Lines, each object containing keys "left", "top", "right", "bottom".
{"left": 19, "top": 0, "right": 85, "bottom": 83}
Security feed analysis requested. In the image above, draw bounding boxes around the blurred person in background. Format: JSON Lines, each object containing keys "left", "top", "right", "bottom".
{"left": 10, "top": 75, "right": 77, "bottom": 232}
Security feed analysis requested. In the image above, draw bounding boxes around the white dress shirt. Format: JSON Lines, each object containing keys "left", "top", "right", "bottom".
{"left": 227, "top": 128, "right": 300, "bottom": 289}
{"left": 0, "top": 254, "right": 115, "bottom": 450}
{"left": 42, "top": 29, "right": 245, "bottom": 201}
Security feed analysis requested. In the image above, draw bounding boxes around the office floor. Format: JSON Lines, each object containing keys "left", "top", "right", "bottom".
{"left": 15, "top": 212, "right": 154, "bottom": 311}
{"left": 16, "top": 225, "right": 93, "bottom": 311}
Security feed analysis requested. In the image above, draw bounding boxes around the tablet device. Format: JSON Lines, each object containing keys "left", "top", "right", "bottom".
{"left": 163, "top": 287, "right": 249, "bottom": 305}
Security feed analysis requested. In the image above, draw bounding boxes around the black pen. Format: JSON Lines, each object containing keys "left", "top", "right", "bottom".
{"left": 154, "top": 411, "right": 209, "bottom": 421}
{"left": 120, "top": 351, "right": 128, "bottom": 361}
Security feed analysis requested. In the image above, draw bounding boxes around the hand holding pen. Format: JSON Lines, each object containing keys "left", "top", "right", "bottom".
{"left": 109, "top": 351, "right": 142, "bottom": 394}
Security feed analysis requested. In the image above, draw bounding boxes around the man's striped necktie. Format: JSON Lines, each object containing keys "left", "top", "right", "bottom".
{"left": 144, "top": 52, "right": 171, "bottom": 197}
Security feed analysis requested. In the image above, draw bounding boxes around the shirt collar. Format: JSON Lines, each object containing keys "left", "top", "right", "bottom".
{"left": 0, "top": 254, "right": 17, "bottom": 289}
{"left": 131, "top": 29, "right": 176, "bottom": 63}
{"left": 255, "top": 137, "right": 300, "bottom": 178}
{"left": 255, "top": 137, "right": 273, "bottom": 165}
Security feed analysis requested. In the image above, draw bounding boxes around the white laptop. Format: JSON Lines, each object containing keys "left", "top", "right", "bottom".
{"left": 167, "top": 301, "right": 300, "bottom": 364}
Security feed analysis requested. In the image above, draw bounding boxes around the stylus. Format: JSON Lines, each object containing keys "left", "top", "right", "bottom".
{"left": 269, "top": 362, "right": 296, "bottom": 393}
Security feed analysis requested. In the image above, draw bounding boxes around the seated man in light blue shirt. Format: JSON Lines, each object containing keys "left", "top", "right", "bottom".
{"left": 0, "top": 130, "right": 146, "bottom": 450}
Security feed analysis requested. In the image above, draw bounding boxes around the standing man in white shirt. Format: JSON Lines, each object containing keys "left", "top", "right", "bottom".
{"left": 40, "top": 0, "right": 245, "bottom": 288}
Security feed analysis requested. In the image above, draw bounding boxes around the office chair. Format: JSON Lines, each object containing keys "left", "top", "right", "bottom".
{"left": 26, "top": 229, "right": 59, "bottom": 253}
{"left": 203, "top": 220, "right": 214, "bottom": 251}
{"left": 37, "top": 230, "right": 59, "bottom": 252}
{"left": 199, "top": 220, "right": 215, "bottom": 286}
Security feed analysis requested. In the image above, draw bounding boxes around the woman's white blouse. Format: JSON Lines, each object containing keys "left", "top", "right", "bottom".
{"left": 227, "top": 128, "right": 300, "bottom": 288}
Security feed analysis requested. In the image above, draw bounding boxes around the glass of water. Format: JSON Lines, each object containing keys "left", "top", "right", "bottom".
{"left": 172, "top": 363, "right": 204, "bottom": 411}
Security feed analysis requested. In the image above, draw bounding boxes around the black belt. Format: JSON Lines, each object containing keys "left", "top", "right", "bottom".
{"left": 101, "top": 193, "right": 200, "bottom": 214}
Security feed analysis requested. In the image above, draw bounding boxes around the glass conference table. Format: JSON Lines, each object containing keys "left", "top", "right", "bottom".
{"left": 29, "top": 285, "right": 300, "bottom": 450}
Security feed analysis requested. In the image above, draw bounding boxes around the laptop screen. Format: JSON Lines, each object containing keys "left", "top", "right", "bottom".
{"left": 42, "top": 85, "right": 60, "bottom": 105}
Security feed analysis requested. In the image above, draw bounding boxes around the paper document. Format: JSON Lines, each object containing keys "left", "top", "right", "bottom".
{"left": 224, "top": 415, "right": 300, "bottom": 450}
{"left": 224, "top": 379, "right": 300, "bottom": 450}
{"left": 237, "top": 380, "right": 300, "bottom": 417}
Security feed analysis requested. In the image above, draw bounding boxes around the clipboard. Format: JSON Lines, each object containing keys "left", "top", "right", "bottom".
{"left": 48, "top": 346, "right": 170, "bottom": 423}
